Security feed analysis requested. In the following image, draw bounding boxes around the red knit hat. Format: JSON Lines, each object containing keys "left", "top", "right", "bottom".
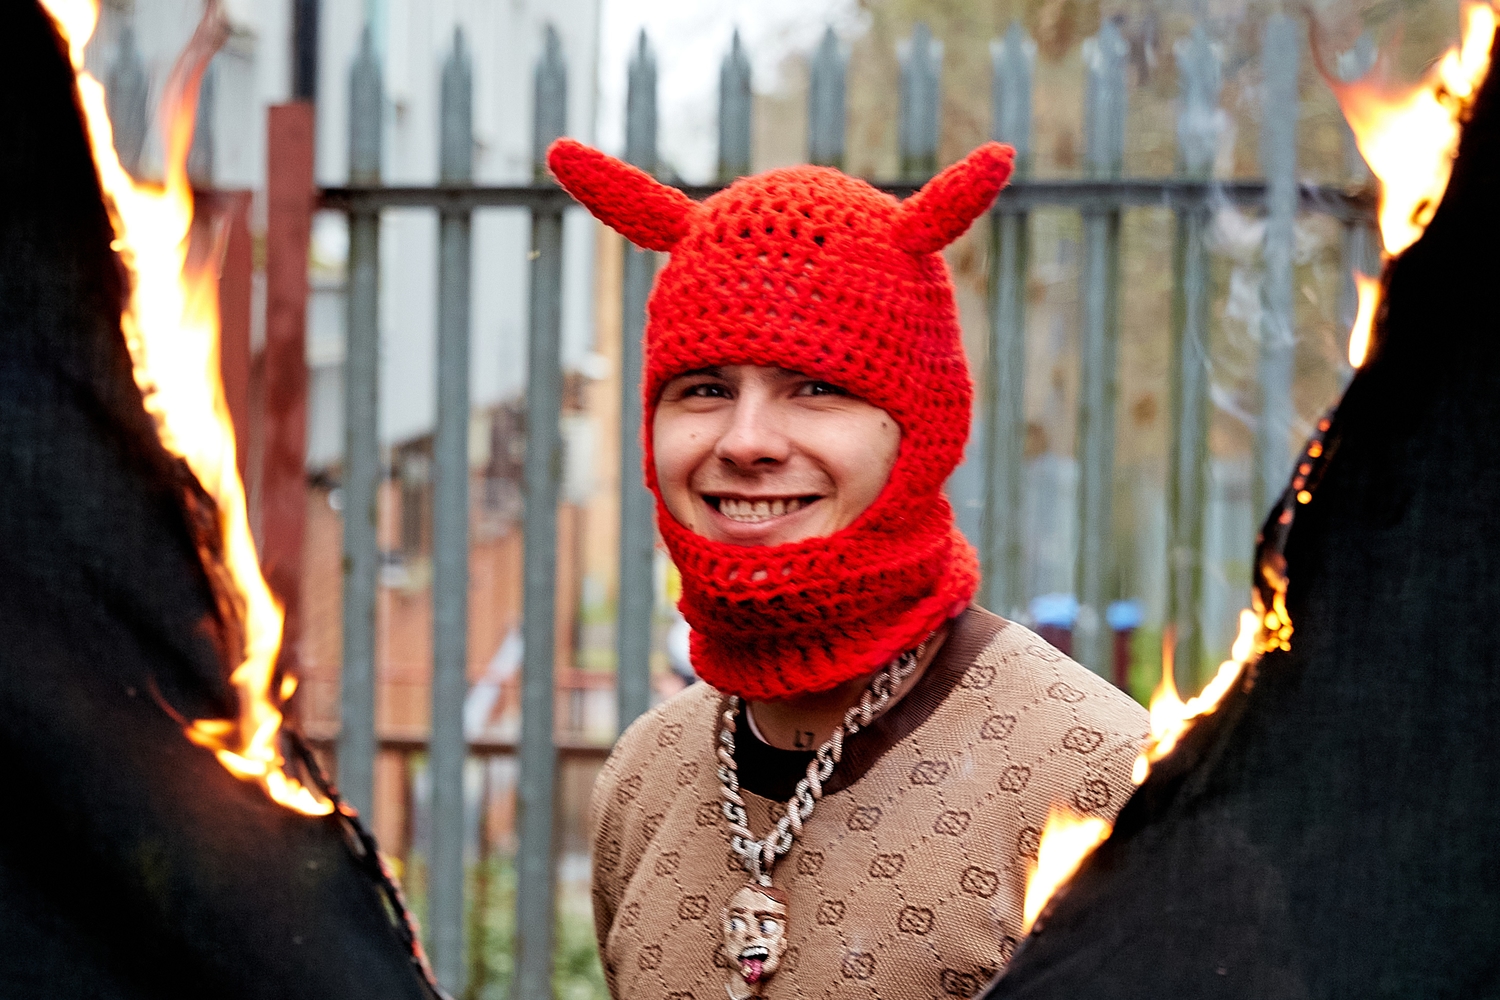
{"left": 549, "top": 139, "right": 1014, "bottom": 700}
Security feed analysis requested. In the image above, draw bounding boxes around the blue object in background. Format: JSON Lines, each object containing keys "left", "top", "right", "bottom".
{"left": 1106, "top": 599, "right": 1144, "bottom": 632}
{"left": 1029, "top": 592, "right": 1080, "bottom": 628}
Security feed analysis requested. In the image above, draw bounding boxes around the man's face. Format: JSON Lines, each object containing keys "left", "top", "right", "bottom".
{"left": 722, "top": 885, "right": 788, "bottom": 984}
{"left": 653, "top": 365, "right": 900, "bottom": 547}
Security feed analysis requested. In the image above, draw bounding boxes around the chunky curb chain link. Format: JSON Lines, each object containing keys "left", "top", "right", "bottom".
{"left": 717, "top": 643, "right": 925, "bottom": 886}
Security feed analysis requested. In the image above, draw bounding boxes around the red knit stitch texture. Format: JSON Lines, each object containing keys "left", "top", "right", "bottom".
{"left": 548, "top": 139, "right": 1015, "bottom": 700}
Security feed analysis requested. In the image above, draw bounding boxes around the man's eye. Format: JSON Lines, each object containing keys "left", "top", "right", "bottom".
{"left": 683, "top": 383, "right": 730, "bottom": 399}
{"left": 759, "top": 919, "right": 780, "bottom": 935}
{"left": 801, "top": 381, "right": 848, "bottom": 397}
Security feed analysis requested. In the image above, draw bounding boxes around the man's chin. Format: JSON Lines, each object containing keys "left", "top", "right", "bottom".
{"left": 703, "top": 524, "right": 827, "bottom": 547}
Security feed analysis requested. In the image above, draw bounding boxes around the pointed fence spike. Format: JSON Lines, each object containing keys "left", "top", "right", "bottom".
{"left": 808, "top": 26, "right": 846, "bottom": 169}
{"left": 990, "top": 21, "right": 1035, "bottom": 171}
{"left": 348, "top": 25, "right": 383, "bottom": 185}
{"left": 1336, "top": 30, "right": 1379, "bottom": 379}
{"left": 1082, "top": 18, "right": 1129, "bottom": 179}
{"left": 532, "top": 24, "right": 567, "bottom": 179}
{"left": 898, "top": 22, "right": 943, "bottom": 180}
{"left": 718, "top": 29, "right": 753, "bottom": 180}
{"left": 188, "top": 60, "right": 216, "bottom": 185}
{"left": 1174, "top": 25, "right": 1222, "bottom": 178}
{"left": 439, "top": 28, "right": 473, "bottom": 184}
{"left": 105, "top": 23, "right": 149, "bottom": 176}
{"left": 1336, "top": 32, "right": 1376, "bottom": 181}
{"left": 626, "top": 30, "right": 658, "bottom": 172}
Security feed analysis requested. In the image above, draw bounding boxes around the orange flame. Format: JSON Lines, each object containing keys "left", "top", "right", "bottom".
{"left": 40, "top": 0, "right": 331, "bottom": 816}
{"left": 1129, "top": 559, "right": 1293, "bottom": 785}
{"left": 1347, "top": 271, "right": 1383, "bottom": 368}
{"left": 1022, "top": 555, "right": 1295, "bottom": 924}
{"left": 1333, "top": 3, "right": 1497, "bottom": 257}
{"left": 1130, "top": 609, "right": 1261, "bottom": 785}
{"left": 1021, "top": 806, "right": 1111, "bottom": 933}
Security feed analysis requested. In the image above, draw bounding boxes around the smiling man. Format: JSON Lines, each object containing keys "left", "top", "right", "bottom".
{"left": 548, "top": 138, "right": 1147, "bottom": 999}
{"left": 654, "top": 364, "right": 898, "bottom": 547}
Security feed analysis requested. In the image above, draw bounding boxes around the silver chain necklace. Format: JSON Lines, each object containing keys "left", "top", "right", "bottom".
{"left": 715, "top": 642, "right": 926, "bottom": 886}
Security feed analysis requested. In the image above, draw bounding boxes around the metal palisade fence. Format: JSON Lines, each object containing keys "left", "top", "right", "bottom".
{"left": 311, "top": 16, "right": 1376, "bottom": 995}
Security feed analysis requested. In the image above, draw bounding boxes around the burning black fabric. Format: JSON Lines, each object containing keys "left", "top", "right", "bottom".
{"left": 0, "top": 5, "right": 437, "bottom": 997}
{"left": 983, "top": 36, "right": 1500, "bottom": 1000}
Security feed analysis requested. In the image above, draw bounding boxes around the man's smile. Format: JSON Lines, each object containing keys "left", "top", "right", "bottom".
{"left": 707, "top": 495, "right": 823, "bottom": 523}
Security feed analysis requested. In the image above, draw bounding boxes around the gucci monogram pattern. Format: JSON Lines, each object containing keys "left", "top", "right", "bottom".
{"left": 590, "top": 610, "right": 1146, "bottom": 999}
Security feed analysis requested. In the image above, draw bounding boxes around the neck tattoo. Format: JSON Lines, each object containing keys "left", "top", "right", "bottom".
{"left": 715, "top": 639, "right": 928, "bottom": 997}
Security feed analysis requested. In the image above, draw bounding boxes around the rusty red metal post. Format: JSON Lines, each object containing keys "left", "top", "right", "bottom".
{"left": 262, "top": 103, "right": 315, "bottom": 686}
{"left": 217, "top": 190, "right": 254, "bottom": 484}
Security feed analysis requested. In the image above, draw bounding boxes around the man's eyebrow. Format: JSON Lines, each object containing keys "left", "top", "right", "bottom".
{"left": 673, "top": 366, "right": 723, "bottom": 379}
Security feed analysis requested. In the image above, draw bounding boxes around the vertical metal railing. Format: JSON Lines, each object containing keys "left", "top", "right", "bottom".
{"left": 1073, "top": 20, "right": 1128, "bottom": 676}
{"left": 1255, "top": 13, "right": 1301, "bottom": 517}
{"left": 616, "top": 32, "right": 658, "bottom": 735}
{"left": 1165, "top": 26, "right": 1222, "bottom": 689}
{"left": 515, "top": 23, "right": 567, "bottom": 1000}
{"left": 305, "top": 16, "right": 1384, "bottom": 991}
{"left": 340, "top": 24, "right": 383, "bottom": 821}
{"left": 979, "top": 22, "right": 1034, "bottom": 621}
{"left": 428, "top": 26, "right": 473, "bottom": 994}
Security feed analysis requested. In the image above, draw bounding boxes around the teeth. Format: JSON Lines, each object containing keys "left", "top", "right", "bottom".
{"left": 718, "top": 497, "right": 807, "bottom": 523}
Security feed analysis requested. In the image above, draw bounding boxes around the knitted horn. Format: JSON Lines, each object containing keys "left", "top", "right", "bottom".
{"left": 546, "top": 138, "right": 699, "bottom": 251}
{"left": 889, "top": 141, "right": 1016, "bottom": 255}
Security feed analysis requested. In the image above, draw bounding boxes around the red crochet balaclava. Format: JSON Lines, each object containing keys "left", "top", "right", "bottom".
{"left": 548, "top": 138, "right": 1014, "bottom": 700}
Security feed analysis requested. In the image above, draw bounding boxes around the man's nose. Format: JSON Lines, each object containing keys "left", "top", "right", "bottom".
{"left": 713, "top": 392, "right": 791, "bottom": 468}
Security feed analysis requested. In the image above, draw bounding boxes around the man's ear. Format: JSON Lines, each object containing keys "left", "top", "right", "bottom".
{"left": 547, "top": 138, "right": 701, "bottom": 251}
{"left": 888, "top": 142, "right": 1016, "bottom": 254}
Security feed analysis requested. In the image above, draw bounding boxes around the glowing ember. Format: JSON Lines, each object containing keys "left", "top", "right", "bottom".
{"left": 1332, "top": 3, "right": 1497, "bottom": 257}
{"left": 1346, "top": 271, "right": 1382, "bottom": 368}
{"left": 40, "top": 0, "right": 331, "bottom": 816}
{"left": 1022, "top": 807, "right": 1111, "bottom": 933}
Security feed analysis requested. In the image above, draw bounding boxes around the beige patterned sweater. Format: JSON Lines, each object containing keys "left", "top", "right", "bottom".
{"left": 589, "top": 608, "right": 1147, "bottom": 999}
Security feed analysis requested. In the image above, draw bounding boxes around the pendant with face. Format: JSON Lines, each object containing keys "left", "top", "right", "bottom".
{"left": 721, "top": 884, "right": 789, "bottom": 998}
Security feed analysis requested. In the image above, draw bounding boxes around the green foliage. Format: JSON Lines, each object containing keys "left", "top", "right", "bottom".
{"left": 1127, "top": 625, "right": 1162, "bottom": 706}
{"left": 404, "top": 855, "right": 608, "bottom": 1000}
{"left": 551, "top": 885, "right": 609, "bottom": 1000}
